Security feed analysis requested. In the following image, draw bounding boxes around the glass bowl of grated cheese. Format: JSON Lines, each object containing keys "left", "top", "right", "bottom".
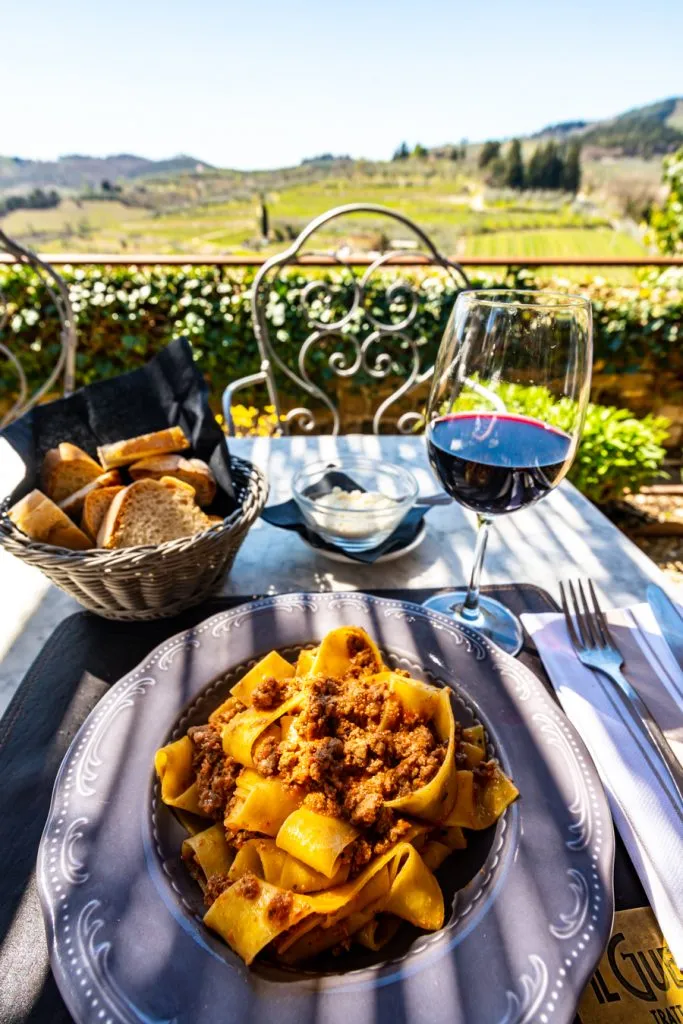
{"left": 292, "top": 457, "right": 418, "bottom": 552}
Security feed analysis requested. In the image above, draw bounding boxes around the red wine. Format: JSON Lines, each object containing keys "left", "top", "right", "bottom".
{"left": 427, "top": 413, "right": 571, "bottom": 515}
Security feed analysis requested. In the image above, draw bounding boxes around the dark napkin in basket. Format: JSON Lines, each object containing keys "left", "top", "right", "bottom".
{"left": 0, "top": 337, "right": 237, "bottom": 516}
{"left": 261, "top": 468, "right": 429, "bottom": 564}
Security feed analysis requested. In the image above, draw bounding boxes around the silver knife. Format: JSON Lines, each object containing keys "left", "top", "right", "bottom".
{"left": 647, "top": 584, "right": 683, "bottom": 671}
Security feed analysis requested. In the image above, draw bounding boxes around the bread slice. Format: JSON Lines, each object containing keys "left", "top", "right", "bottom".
{"left": 58, "top": 470, "right": 122, "bottom": 517}
{"left": 41, "top": 443, "right": 104, "bottom": 504}
{"left": 81, "top": 485, "right": 125, "bottom": 539}
{"left": 97, "top": 426, "right": 190, "bottom": 470}
{"left": 9, "top": 490, "right": 92, "bottom": 550}
{"left": 129, "top": 455, "right": 217, "bottom": 506}
{"left": 96, "top": 477, "right": 213, "bottom": 549}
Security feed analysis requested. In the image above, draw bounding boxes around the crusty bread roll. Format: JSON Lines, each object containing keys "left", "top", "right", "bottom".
{"left": 41, "top": 443, "right": 104, "bottom": 504}
{"left": 96, "top": 476, "right": 213, "bottom": 549}
{"left": 129, "top": 454, "right": 216, "bottom": 507}
{"left": 81, "top": 485, "right": 125, "bottom": 540}
{"left": 97, "top": 426, "right": 190, "bottom": 470}
{"left": 9, "top": 490, "right": 92, "bottom": 550}
{"left": 58, "top": 470, "right": 121, "bottom": 517}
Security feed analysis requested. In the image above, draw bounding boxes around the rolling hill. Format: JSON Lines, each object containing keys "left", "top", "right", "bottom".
{"left": 582, "top": 98, "right": 683, "bottom": 156}
{"left": 0, "top": 96, "right": 677, "bottom": 268}
{"left": 1, "top": 96, "right": 679, "bottom": 199}
{"left": 532, "top": 97, "right": 683, "bottom": 157}
{"left": 0, "top": 153, "right": 212, "bottom": 191}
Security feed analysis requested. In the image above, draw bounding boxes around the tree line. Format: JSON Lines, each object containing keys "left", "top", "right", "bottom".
{"left": 479, "top": 139, "right": 581, "bottom": 192}
{"left": 0, "top": 188, "right": 61, "bottom": 217}
{"left": 390, "top": 136, "right": 581, "bottom": 192}
{"left": 392, "top": 141, "right": 467, "bottom": 161}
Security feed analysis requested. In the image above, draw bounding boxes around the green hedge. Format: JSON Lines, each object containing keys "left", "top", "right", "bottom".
{"left": 0, "top": 264, "right": 681, "bottom": 410}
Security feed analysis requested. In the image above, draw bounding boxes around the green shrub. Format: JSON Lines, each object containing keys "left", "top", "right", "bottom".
{"left": 648, "top": 146, "right": 683, "bottom": 255}
{"left": 572, "top": 405, "right": 669, "bottom": 504}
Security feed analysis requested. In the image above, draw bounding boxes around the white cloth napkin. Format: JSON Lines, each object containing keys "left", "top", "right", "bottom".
{"left": 522, "top": 595, "right": 683, "bottom": 968}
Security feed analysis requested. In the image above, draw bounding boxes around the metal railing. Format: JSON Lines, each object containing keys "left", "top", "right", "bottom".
{"left": 0, "top": 253, "right": 682, "bottom": 268}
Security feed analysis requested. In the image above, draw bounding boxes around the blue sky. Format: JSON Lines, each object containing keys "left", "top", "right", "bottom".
{"left": 5, "top": 0, "right": 682, "bottom": 169}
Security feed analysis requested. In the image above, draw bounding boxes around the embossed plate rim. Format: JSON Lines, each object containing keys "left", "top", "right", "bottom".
{"left": 37, "top": 592, "right": 615, "bottom": 1024}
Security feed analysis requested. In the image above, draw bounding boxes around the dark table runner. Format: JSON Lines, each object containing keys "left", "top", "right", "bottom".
{"left": 0, "top": 585, "right": 647, "bottom": 1024}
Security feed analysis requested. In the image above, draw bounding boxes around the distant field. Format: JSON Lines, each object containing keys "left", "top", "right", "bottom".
{"left": 0, "top": 162, "right": 657, "bottom": 278}
{"left": 458, "top": 228, "right": 648, "bottom": 283}
{"left": 2, "top": 199, "right": 148, "bottom": 239}
{"left": 460, "top": 227, "right": 648, "bottom": 260}
{"left": 582, "top": 156, "right": 662, "bottom": 189}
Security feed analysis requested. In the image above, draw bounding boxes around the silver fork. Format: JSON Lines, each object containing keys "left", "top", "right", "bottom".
{"left": 560, "top": 578, "right": 683, "bottom": 807}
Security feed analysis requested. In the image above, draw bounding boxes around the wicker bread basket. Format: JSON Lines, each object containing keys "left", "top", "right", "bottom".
{"left": 0, "top": 456, "right": 268, "bottom": 620}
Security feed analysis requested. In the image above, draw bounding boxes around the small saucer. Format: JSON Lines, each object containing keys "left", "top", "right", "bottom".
{"left": 299, "top": 521, "right": 427, "bottom": 564}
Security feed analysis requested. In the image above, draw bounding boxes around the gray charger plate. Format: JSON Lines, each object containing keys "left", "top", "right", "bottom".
{"left": 300, "top": 521, "right": 427, "bottom": 563}
{"left": 37, "top": 593, "right": 614, "bottom": 1024}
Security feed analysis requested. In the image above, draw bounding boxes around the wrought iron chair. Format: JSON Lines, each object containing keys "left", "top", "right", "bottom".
{"left": 222, "top": 204, "right": 470, "bottom": 435}
{"left": 0, "top": 229, "right": 76, "bottom": 429}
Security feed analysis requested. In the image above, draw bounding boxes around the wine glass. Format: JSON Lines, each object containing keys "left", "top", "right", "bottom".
{"left": 424, "top": 289, "right": 592, "bottom": 655}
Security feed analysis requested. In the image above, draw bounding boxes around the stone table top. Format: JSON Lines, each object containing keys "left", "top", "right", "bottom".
{"left": 0, "top": 434, "right": 676, "bottom": 718}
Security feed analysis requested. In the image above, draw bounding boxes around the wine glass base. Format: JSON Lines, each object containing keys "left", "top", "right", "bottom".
{"left": 422, "top": 591, "right": 524, "bottom": 656}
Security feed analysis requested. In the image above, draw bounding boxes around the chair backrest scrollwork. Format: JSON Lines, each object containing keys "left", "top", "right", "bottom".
{"left": 0, "top": 229, "right": 77, "bottom": 429}
{"left": 250, "top": 204, "right": 469, "bottom": 434}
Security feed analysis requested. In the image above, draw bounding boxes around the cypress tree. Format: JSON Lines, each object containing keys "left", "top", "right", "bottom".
{"left": 562, "top": 142, "right": 582, "bottom": 193}
{"left": 544, "top": 142, "right": 564, "bottom": 189}
{"left": 260, "top": 195, "right": 269, "bottom": 240}
{"left": 478, "top": 140, "right": 500, "bottom": 168}
{"left": 505, "top": 139, "right": 525, "bottom": 189}
{"left": 526, "top": 145, "right": 545, "bottom": 188}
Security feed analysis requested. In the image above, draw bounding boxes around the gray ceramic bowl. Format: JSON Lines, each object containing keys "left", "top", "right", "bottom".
{"left": 38, "top": 593, "right": 614, "bottom": 1024}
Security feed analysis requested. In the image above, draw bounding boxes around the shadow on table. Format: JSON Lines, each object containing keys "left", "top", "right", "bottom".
{"left": 0, "top": 589, "right": 109, "bottom": 1019}
{"left": 0, "top": 585, "right": 80, "bottom": 719}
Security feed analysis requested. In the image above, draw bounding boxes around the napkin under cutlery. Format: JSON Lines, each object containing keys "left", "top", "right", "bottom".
{"left": 522, "top": 593, "right": 683, "bottom": 969}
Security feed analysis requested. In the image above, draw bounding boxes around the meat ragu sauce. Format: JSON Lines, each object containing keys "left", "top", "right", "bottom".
{"left": 276, "top": 672, "right": 446, "bottom": 873}
{"left": 154, "top": 626, "right": 519, "bottom": 966}
{"left": 188, "top": 720, "right": 241, "bottom": 819}
{"left": 188, "top": 641, "right": 448, "bottom": 889}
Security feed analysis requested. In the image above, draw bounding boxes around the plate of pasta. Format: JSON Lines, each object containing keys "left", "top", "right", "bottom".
{"left": 38, "top": 593, "right": 614, "bottom": 1024}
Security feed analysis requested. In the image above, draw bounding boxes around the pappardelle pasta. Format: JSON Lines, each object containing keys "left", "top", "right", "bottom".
{"left": 154, "top": 626, "right": 518, "bottom": 966}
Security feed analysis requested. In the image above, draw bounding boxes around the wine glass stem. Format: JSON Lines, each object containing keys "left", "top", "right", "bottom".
{"left": 460, "top": 515, "right": 492, "bottom": 622}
